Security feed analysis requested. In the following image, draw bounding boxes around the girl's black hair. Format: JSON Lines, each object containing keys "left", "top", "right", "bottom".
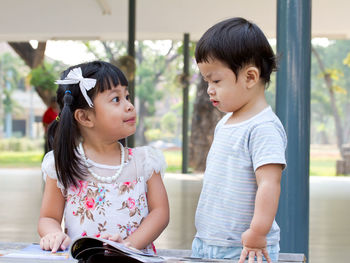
{"left": 47, "top": 61, "right": 128, "bottom": 189}
{"left": 195, "top": 17, "right": 277, "bottom": 86}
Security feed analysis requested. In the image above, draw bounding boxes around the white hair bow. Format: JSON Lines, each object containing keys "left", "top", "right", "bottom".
{"left": 55, "top": 67, "right": 96, "bottom": 107}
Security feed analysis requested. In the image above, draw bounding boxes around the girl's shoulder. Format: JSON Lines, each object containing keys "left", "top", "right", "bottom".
{"left": 42, "top": 150, "right": 55, "bottom": 175}
{"left": 130, "top": 146, "right": 167, "bottom": 181}
{"left": 41, "top": 150, "right": 64, "bottom": 189}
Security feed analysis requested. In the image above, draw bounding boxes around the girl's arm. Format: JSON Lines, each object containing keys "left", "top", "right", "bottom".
{"left": 37, "top": 176, "right": 70, "bottom": 252}
{"left": 239, "top": 163, "right": 282, "bottom": 263}
{"left": 124, "top": 171, "right": 169, "bottom": 250}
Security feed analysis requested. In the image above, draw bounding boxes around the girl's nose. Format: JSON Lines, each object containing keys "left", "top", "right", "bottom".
{"left": 126, "top": 101, "right": 135, "bottom": 112}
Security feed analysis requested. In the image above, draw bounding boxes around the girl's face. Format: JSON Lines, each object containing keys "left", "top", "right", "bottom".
{"left": 90, "top": 84, "right": 136, "bottom": 141}
{"left": 198, "top": 58, "right": 251, "bottom": 114}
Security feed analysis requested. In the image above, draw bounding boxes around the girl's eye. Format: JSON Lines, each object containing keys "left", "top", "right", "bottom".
{"left": 213, "top": 80, "right": 220, "bottom": 84}
{"left": 126, "top": 95, "right": 130, "bottom": 101}
{"left": 112, "top": 97, "right": 119, "bottom": 103}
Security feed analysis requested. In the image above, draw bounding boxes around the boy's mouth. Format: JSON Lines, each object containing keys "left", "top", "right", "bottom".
{"left": 210, "top": 99, "right": 219, "bottom": 107}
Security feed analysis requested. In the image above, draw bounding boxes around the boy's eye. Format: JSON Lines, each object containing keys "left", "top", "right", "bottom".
{"left": 112, "top": 97, "right": 119, "bottom": 103}
{"left": 126, "top": 95, "right": 130, "bottom": 101}
{"left": 213, "top": 80, "right": 220, "bottom": 84}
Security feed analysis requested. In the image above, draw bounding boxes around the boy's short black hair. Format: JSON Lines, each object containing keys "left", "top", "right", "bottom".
{"left": 195, "top": 17, "right": 277, "bottom": 85}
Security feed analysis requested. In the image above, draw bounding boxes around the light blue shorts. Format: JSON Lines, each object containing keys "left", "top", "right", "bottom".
{"left": 191, "top": 237, "right": 280, "bottom": 262}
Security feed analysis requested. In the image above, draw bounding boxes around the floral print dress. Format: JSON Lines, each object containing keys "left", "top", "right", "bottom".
{"left": 42, "top": 146, "right": 166, "bottom": 253}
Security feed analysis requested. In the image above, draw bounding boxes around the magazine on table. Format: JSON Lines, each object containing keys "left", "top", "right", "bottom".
{"left": 69, "top": 236, "right": 164, "bottom": 262}
{"left": 69, "top": 236, "right": 230, "bottom": 262}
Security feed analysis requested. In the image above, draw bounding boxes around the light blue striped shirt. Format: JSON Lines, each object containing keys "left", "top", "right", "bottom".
{"left": 194, "top": 106, "right": 287, "bottom": 247}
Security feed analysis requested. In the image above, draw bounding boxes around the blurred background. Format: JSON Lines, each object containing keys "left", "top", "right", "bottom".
{"left": 1, "top": 1, "right": 350, "bottom": 262}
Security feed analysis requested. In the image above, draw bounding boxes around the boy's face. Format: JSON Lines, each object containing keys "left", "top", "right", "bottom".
{"left": 198, "top": 58, "right": 251, "bottom": 113}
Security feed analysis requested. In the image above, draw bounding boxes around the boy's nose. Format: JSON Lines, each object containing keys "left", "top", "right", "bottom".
{"left": 207, "top": 85, "right": 215, "bottom": 95}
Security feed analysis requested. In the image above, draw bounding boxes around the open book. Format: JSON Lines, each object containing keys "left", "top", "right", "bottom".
{"left": 69, "top": 236, "right": 233, "bottom": 262}
{"left": 69, "top": 236, "right": 164, "bottom": 262}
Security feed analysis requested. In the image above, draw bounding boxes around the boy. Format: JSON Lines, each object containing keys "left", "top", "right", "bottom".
{"left": 192, "top": 17, "right": 287, "bottom": 263}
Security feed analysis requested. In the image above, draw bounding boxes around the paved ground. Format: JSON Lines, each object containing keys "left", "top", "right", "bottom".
{"left": 0, "top": 168, "right": 349, "bottom": 263}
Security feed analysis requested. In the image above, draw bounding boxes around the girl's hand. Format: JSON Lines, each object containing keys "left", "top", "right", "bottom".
{"left": 102, "top": 233, "right": 132, "bottom": 247}
{"left": 239, "top": 229, "right": 271, "bottom": 263}
{"left": 40, "top": 231, "right": 71, "bottom": 253}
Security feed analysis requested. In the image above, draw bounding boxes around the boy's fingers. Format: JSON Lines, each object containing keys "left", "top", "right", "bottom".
{"left": 248, "top": 250, "right": 255, "bottom": 263}
{"left": 238, "top": 248, "right": 248, "bottom": 263}
{"left": 262, "top": 248, "right": 272, "bottom": 263}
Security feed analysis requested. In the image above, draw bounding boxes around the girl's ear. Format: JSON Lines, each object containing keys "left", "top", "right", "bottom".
{"left": 74, "top": 109, "right": 94, "bottom": 128}
{"left": 245, "top": 66, "right": 260, "bottom": 89}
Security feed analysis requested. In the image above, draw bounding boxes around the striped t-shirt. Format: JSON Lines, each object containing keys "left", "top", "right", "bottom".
{"left": 194, "top": 106, "right": 287, "bottom": 247}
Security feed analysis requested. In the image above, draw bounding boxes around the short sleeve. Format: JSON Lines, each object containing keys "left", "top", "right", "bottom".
{"left": 41, "top": 151, "right": 64, "bottom": 190}
{"left": 249, "top": 121, "right": 287, "bottom": 172}
{"left": 140, "top": 146, "right": 167, "bottom": 181}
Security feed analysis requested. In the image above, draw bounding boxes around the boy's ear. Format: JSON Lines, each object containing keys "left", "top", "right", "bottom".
{"left": 245, "top": 66, "right": 260, "bottom": 88}
{"left": 74, "top": 109, "right": 94, "bottom": 128}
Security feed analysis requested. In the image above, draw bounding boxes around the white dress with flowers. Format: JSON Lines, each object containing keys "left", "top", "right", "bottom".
{"left": 41, "top": 146, "right": 166, "bottom": 253}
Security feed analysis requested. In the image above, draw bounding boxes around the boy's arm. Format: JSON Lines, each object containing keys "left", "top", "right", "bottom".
{"left": 239, "top": 163, "right": 283, "bottom": 263}
{"left": 123, "top": 171, "right": 169, "bottom": 250}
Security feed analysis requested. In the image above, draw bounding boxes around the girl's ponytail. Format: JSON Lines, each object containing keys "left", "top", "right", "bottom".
{"left": 46, "top": 117, "right": 59, "bottom": 151}
{"left": 53, "top": 90, "right": 84, "bottom": 188}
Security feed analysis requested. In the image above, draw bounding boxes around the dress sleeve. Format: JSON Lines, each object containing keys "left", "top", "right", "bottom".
{"left": 141, "top": 146, "right": 167, "bottom": 181}
{"left": 41, "top": 151, "right": 64, "bottom": 190}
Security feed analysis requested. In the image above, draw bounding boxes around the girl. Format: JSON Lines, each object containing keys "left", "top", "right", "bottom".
{"left": 38, "top": 61, "right": 169, "bottom": 254}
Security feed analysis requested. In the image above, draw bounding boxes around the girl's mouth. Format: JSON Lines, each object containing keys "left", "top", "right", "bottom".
{"left": 124, "top": 117, "right": 136, "bottom": 124}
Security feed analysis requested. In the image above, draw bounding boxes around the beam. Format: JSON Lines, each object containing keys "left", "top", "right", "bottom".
{"left": 182, "top": 33, "right": 190, "bottom": 174}
{"left": 275, "top": 0, "right": 311, "bottom": 260}
{"left": 127, "top": 0, "right": 136, "bottom": 147}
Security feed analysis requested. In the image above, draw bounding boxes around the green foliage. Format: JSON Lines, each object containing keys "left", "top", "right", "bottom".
{"left": 311, "top": 40, "right": 350, "bottom": 144}
{"left": 0, "top": 138, "right": 43, "bottom": 151}
{"left": 343, "top": 52, "right": 350, "bottom": 67}
{"left": 145, "top": 129, "right": 162, "bottom": 142}
{"left": 0, "top": 52, "right": 28, "bottom": 113}
{"left": 30, "top": 62, "right": 61, "bottom": 91}
{"left": 161, "top": 112, "right": 177, "bottom": 134}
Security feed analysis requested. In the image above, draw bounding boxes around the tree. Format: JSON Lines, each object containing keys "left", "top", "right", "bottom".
{"left": 189, "top": 77, "right": 223, "bottom": 171}
{"left": 311, "top": 41, "right": 350, "bottom": 157}
{"left": 0, "top": 52, "right": 28, "bottom": 137}
{"left": 84, "top": 40, "right": 180, "bottom": 145}
{"left": 29, "top": 61, "right": 61, "bottom": 103}
{"left": 7, "top": 42, "right": 56, "bottom": 106}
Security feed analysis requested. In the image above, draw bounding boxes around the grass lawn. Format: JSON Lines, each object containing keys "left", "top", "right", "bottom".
{"left": 0, "top": 145, "right": 344, "bottom": 176}
{"left": 0, "top": 151, "right": 44, "bottom": 168}
{"left": 309, "top": 158, "right": 337, "bottom": 176}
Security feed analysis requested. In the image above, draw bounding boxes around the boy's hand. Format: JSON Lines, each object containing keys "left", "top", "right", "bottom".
{"left": 40, "top": 232, "right": 71, "bottom": 253}
{"left": 239, "top": 247, "right": 271, "bottom": 263}
{"left": 239, "top": 228, "right": 272, "bottom": 263}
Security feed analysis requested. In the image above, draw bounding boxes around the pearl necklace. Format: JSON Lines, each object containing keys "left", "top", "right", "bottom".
{"left": 79, "top": 141, "right": 125, "bottom": 183}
